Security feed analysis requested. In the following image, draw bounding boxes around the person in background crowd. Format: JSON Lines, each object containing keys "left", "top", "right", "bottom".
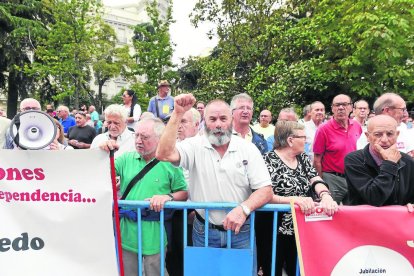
{"left": 156, "top": 94, "right": 273, "bottom": 276}
{"left": 0, "top": 115, "right": 11, "bottom": 148}
{"left": 140, "top": 112, "right": 156, "bottom": 120}
{"left": 115, "top": 117, "right": 187, "bottom": 276}
{"left": 352, "top": 100, "right": 370, "bottom": 128}
{"left": 122, "top": 89, "right": 142, "bottom": 131}
{"left": 80, "top": 104, "right": 87, "bottom": 112}
{"left": 46, "top": 104, "right": 58, "bottom": 120}
{"left": 252, "top": 109, "right": 275, "bottom": 139}
{"left": 345, "top": 115, "right": 414, "bottom": 208}
{"left": 196, "top": 101, "right": 205, "bottom": 131}
{"left": 356, "top": 93, "right": 414, "bottom": 157}
{"left": 406, "top": 116, "right": 413, "bottom": 129}
{"left": 0, "top": 107, "right": 6, "bottom": 117}
{"left": 258, "top": 120, "right": 338, "bottom": 276}
{"left": 85, "top": 113, "right": 94, "bottom": 127}
{"left": 4, "top": 98, "right": 42, "bottom": 149}
{"left": 266, "top": 108, "right": 298, "bottom": 151}
{"left": 298, "top": 104, "right": 311, "bottom": 125}
{"left": 89, "top": 105, "right": 102, "bottom": 133}
{"left": 231, "top": 93, "right": 268, "bottom": 154}
{"left": 67, "top": 111, "right": 96, "bottom": 149}
{"left": 50, "top": 119, "right": 73, "bottom": 150}
{"left": 147, "top": 80, "right": 174, "bottom": 121}
{"left": 304, "top": 101, "right": 325, "bottom": 160}
{"left": 91, "top": 104, "right": 135, "bottom": 158}
{"left": 313, "top": 94, "right": 362, "bottom": 204}
{"left": 57, "top": 105, "right": 76, "bottom": 136}
{"left": 71, "top": 109, "right": 78, "bottom": 117}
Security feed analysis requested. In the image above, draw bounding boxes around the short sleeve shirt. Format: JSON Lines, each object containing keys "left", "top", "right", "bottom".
{"left": 313, "top": 118, "right": 362, "bottom": 174}
{"left": 176, "top": 134, "right": 271, "bottom": 224}
{"left": 115, "top": 152, "right": 187, "bottom": 255}
{"left": 263, "top": 151, "right": 317, "bottom": 235}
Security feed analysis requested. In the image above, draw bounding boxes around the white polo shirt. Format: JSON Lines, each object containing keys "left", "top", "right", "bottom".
{"left": 176, "top": 134, "right": 271, "bottom": 225}
{"left": 90, "top": 128, "right": 135, "bottom": 158}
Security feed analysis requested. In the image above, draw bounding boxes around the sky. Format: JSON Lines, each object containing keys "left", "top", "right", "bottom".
{"left": 102, "top": 0, "right": 218, "bottom": 64}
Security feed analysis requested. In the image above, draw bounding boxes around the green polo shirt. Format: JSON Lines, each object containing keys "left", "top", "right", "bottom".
{"left": 115, "top": 151, "right": 187, "bottom": 255}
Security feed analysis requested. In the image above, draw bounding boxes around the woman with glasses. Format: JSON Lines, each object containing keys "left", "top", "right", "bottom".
{"left": 122, "top": 89, "right": 141, "bottom": 131}
{"left": 257, "top": 121, "right": 338, "bottom": 276}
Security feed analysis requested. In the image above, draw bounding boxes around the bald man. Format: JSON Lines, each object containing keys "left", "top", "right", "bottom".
{"left": 252, "top": 109, "right": 275, "bottom": 139}
{"left": 344, "top": 115, "right": 414, "bottom": 209}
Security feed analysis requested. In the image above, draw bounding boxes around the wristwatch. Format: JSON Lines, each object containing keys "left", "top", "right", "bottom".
{"left": 239, "top": 203, "right": 251, "bottom": 216}
{"left": 167, "top": 193, "right": 174, "bottom": 201}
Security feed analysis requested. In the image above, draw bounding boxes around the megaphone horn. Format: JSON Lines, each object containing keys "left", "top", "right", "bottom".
{"left": 9, "top": 110, "right": 57, "bottom": 150}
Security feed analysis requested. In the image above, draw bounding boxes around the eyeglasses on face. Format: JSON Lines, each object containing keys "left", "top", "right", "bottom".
{"left": 290, "top": 135, "right": 306, "bottom": 139}
{"left": 233, "top": 106, "right": 253, "bottom": 111}
{"left": 332, "top": 102, "right": 352, "bottom": 108}
{"left": 389, "top": 106, "right": 407, "bottom": 112}
{"left": 22, "top": 107, "right": 41, "bottom": 111}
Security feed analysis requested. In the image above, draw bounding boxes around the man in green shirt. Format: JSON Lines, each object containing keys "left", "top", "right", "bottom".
{"left": 115, "top": 117, "right": 187, "bottom": 276}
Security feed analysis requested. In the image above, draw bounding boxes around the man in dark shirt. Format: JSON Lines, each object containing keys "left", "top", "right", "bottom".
{"left": 345, "top": 114, "right": 414, "bottom": 210}
{"left": 67, "top": 112, "right": 96, "bottom": 149}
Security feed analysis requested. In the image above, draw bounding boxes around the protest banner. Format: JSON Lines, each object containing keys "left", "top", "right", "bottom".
{"left": 0, "top": 149, "right": 118, "bottom": 276}
{"left": 292, "top": 204, "right": 414, "bottom": 275}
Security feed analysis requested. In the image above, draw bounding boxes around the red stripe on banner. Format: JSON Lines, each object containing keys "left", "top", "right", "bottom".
{"left": 110, "top": 150, "right": 124, "bottom": 276}
{"left": 293, "top": 205, "right": 414, "bottom": 276}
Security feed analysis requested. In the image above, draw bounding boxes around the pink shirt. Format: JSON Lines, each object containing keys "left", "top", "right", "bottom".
{"left": 313, "top": 118, "right": 362, "bottom": 174}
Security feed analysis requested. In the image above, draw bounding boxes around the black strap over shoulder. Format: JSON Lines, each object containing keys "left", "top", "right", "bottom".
{"left": 120, "top": 158, "right": 160, "bottom": 200}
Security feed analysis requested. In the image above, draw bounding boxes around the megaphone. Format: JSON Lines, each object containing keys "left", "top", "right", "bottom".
{"left": 9, "top": 110, "right": 57, "bottom": 150}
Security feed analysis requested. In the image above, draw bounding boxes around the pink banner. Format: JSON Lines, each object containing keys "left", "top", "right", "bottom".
{"left": 292, "top": 204, "right": 414, "bottom": 275}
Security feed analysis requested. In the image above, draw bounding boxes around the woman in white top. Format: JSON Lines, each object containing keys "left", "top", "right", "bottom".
{"left": 122, "top": 89, "right": 142, "bottom": 131}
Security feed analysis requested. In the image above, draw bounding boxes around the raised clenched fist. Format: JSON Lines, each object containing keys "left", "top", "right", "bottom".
{"left": 174, "top": 94, "right": 196, "bottom": 115}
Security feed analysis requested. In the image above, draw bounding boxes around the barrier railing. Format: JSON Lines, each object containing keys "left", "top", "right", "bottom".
{"left": 117, "top": 200, "right": 296, "bottom": 276}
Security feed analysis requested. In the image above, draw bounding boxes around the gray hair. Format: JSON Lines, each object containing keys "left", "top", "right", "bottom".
{"left": 273, "top": 121, "right": 304, "bottom": 149}
{"left": 104, "top": 104, "right": 128, "bottom": 122}
{"left": 57, "top": 105, "right": 69, "bottom": 113}
{"left": 310, "top": 101, "right": 324, "bottom": 111}
{"left": 137, "top": 117, "right": 165, "bottom": 138}
{"left": 205, "top": 99, "right": 231, "bottom": 115}
{"left": 230, "top": 93, "right": 253, "bottom": 110}
{"left": 303, "top": 104, "right": 311, "bottom": 116}
{"left": 373, "top": 93, "right": 402, "bottom": 115}
{"left": 188, "top": 108, "right": 201, "bottom": 125}
{"left": 278, "top": 107, "right": 298, "bottom": 121}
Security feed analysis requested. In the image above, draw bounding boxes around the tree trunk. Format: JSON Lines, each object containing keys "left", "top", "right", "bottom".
{"left": 7, "top": 70, "right": 19, "bottom": 118}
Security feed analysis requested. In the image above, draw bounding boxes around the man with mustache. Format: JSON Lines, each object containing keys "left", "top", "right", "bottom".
{"left": 313, "top": 94, "right": 362, "bottom": 204}
{"left": 344, "top": 115, "right": 414, "bottom": 209}
{"left": 156, "top": 94, "right": 272, "bottom": 275}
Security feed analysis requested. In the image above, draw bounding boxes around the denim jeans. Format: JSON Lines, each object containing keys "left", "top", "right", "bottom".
{"left": 192, "top": 216, "right": 257, "bottom": 275}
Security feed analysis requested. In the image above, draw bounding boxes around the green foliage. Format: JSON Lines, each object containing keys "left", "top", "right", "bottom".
{"left": 180, "top": 0, "right": 414, "bottom": 116}
{"left": 132, "top": 0, "right": 175, "bottom": 95}
{"left": 24, "top": 0, "right": 102, "bottom": 108}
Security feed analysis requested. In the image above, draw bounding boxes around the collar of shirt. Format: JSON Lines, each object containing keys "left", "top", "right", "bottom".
{"left": 232, "top": 128, "right": 253, "bottom": 142}
{"left": 368, "top": 145, "right": 383, "bottom": 166}
{"left": 331, "top": 117, "right": 355, "bottom": 130}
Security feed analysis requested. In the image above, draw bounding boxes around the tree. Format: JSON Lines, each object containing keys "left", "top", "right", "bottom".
{"left": 92, "top": 20, "right": 134, "bottom": 110}
{"left": 183, "top": 0, "right": 414, "bottom": 116}
{"left": 0, "top": 0, "right": 52, "bottom": 117}
{"left": 25, "top": 0, "right": 102, "bottom": 108}
{"left": 132, "top": 0, "right": 175, "bottom": 95}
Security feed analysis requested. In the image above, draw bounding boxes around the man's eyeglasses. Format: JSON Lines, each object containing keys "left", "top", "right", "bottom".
{"left": 291, "top": 135, "right": 306, "bottom": 139}
{"left": 233, "top": 106, "right": 253, "bottom": 111}
{"left": 22, "top": 107, "right": 41, "bottom": 111}
{"left": 332, "top": 102, "right": 352, "bottom": 108}
{"left": 389, "top": 106, "right": 407, "bottom": 112}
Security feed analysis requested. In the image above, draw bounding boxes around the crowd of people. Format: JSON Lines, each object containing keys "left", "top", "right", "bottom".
{"left": 1, "top": 81, "right": 414, "bottom": 276}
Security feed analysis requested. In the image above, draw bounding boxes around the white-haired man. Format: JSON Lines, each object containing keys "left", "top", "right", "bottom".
{"left": 90, "top": 104, "right": 135, "bottom": 158}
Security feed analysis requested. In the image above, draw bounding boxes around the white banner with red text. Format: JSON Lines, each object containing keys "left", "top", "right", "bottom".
{"left": 292, "top": 204, "right": 414, "bottom": 275}
{"left": 0, "top": 149, "right": 118, "bottom": 276}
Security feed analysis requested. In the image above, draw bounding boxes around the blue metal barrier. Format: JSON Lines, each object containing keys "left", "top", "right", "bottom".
{"left": 118, "top": 201, "right": 296, "bottom": 276}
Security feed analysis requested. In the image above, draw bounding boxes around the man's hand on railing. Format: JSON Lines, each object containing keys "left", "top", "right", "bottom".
{"left": 407, "top": 203, "right": 413, "bottom": 213}
{"left": 146, "top": 195, "right": 172, "bottom": 212}
{"left": 223, "top": 206, "right": 247, "bottom": 234}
